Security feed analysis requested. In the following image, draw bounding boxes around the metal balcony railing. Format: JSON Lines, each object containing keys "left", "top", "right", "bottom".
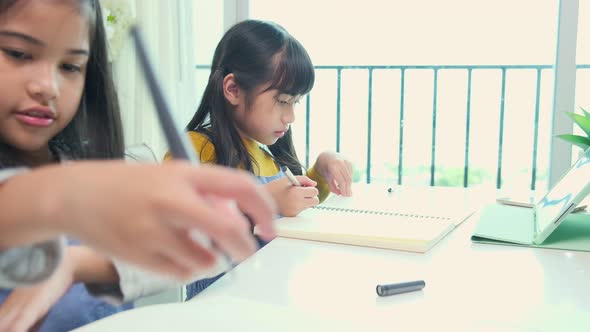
{"left": 196, "top": 64, "right": 590, "bottom": 190}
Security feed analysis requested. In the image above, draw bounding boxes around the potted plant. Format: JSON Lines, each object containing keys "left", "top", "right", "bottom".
{"left": 557, "top": 107, "right": 590, "bottom": 151}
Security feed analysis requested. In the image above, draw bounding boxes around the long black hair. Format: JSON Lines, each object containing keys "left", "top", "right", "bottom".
{"left": 0, "top": 0, "right": 124, "bottom": 167}
{"left": 186, "top": 20, "right": 314, "bottom": 175}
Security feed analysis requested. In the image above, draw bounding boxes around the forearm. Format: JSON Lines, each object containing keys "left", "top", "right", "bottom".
{"left": 73, "top": 247, "right": 186, "bottom": 304}
{"left": 305, "top": 164, "right": 330, "bottom": 203}
{"left": 0, "top": 168, "right": 67, "bottom": 287}
{"left": 0, "top": 168, "right": 62, "bottom": 249}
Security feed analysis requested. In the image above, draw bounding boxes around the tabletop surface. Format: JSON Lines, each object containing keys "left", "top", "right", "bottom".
{"left": 76, "top": 185, "right": 590, "bottom": 332}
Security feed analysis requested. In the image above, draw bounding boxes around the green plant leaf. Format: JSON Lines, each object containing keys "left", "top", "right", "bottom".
{"left": 579, "top": 106, "right": 590, "bottom": 119}
{"left": 565, "top": 112, "right": 590, "bottom": 137}
{"left": 557, "top": 134, "right": 590, "bottom": 149}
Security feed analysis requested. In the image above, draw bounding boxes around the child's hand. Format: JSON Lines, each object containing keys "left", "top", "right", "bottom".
{"left": 0, "top": 248, "right": 77, "bottom": 332}
{"left": 1, "top": 161, "right": 276, "bottom": 281}
{"left": 315, "top": 151, "right": 353, "bottom": 196}
{"left": 265, "top": 176, "right": 319, "bottom": 217}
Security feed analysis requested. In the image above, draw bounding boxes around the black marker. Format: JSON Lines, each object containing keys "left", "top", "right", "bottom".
{"left": 376, "top": 280, "right": 425, "bottom": 297}
{"left": 130, "top": 25, "right": 231, "bottom": 268}
{"left": 130, "top": 26, "right": 197, "bottom": 162}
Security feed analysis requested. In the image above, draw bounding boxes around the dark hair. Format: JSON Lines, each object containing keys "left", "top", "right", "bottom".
{"left": 186, "top": 20, "right": 314, "bottom": 175}
{"left": 0, "top": 0, "right": 124, "bottom": 167}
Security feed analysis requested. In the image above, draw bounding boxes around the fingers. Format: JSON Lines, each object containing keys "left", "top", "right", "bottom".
{"left": 295, "top": 186, "right": 319, "bottom": 209}
{"left": 327, "top": 178, "right": 342, "bottom": 195}
{"left": 0, "top": 317, "right": 27, "bottom": 332}
{"left": 167, "top": 190, "right": 258, "bottom": 263}
{"left": 204, "top": 197, "right": 259, "bottom": 261}
{"left": 345, "top": 161, "right": 354, "bottom": 194}
{"left": 0, "top": 305, "right": 21, "bottom": 332}
{"left": 159, "top": 226, "right": 219, "bottom": 278}
{"left": 0, "top": 291, "right": 42, "bottom": 332}
{"left": 289, "top": 185, "right": 319, "bottom": 199}
{"left": 296, "top": 176, "right": 317, "bottom": 187}
{"left": 327, "top": 162, "right": 353, "bottom": 196}
{"left": 141, "top": 251, "right": 204, "bottom": 281}
{"left": 301, "top": 186, "right": 319, "bottom": 198}
{"left": 184, "top": 164, "right": 276, "bottom": 240}
{"left": 109, "top": 230, "right": 216, "bottom": 281}
{"left": 304, "top": 196, "right": 320, "bottom": 207}
{"left": 338, "top": 163, "right": 353, "bottom": 196}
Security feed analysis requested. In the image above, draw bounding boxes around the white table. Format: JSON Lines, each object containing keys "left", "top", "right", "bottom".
{"left": 76, "top": 186, "right": 590, "bottom": 331}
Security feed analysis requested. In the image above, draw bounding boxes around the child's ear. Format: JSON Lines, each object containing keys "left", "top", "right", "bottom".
{"left": 223, "top": 73, "right": 241, "bottom": 106}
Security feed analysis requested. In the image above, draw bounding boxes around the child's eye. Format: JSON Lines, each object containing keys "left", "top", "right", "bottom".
{"left": 1, "top": 49, "right": 31, "bottom": 61}
{"left": 61, "top": 63, "right": 82, "bottom": 73}
{"left": 278, "top": 99, "right": 290, "bottom": 105}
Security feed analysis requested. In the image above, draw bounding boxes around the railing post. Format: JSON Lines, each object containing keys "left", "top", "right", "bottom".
{"left": 430, "top": 68, "right": 439, "bottom": 186}
{"left": 366, "top": 68, "right": 374, "bottom": 184}
{"left": 549, "top": 0, "right": 579, "bottom": 189}
{"left": 336, "top": 68, "right": 342, "bottom": 153}
{"left": 398, "top": 68, "right": 406, "bottom": 185}
{"left": 463, "top": 68, "right": 473, "bottom": 188}
{"left": 531, "top": 68, "right": 543, "bottom": 190}
{"left": 497, "top": 68, "right": 507, "bottom": 189}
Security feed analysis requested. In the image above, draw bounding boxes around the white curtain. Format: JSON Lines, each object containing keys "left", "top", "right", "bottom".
{"left": 110, "top": 0, "right": 198, "bottom": 159}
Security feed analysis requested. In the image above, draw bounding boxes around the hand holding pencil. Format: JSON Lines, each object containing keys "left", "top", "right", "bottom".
{"left": 264, "top": 168, "right": 319, "bottom": 217}
{"left": 282, "top": 166, "right": 302, "bottom": 186}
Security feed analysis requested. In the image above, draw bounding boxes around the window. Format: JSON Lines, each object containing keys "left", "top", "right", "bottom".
{"left": 193, "top": 0, "right": 225, "bottom": 123}
{"left": 191, "top": 0, "right": 587, "bottom": 191}
{"left": 574, "top": 0, "right": 590, "bottom": 162}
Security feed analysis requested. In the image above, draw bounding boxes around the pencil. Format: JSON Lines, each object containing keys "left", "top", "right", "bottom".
{"left": 281, "top": 166, "right": 301, "bottom": 186}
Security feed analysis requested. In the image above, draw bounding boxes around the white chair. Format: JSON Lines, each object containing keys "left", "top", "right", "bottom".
{"left": 124, "top": 143, "right": 158, "bottom": 163}
{"left": 124, "top": 143, "right": 184, "bottom": 306}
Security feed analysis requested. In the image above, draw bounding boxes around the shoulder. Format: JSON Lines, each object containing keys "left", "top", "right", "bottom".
{"left": 187, "top": 131, "right": 216, "bottom": 163}
{"left": 187, "top": 131, "right": 211, "bottom": 146}
{"left": 163, "top": 131, "right": 216, "bottom": 163}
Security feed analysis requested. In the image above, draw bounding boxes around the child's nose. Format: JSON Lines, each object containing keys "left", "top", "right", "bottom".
{"left": 27, "top": 64, "right": 59, "bottom": 102}
{"left": 282, "top": 106, "right": 295, "bottom": 124}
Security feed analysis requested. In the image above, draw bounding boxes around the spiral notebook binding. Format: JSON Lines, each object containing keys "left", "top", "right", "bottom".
{"left": 312, "top": 205, "right": 451, "bottom": 221}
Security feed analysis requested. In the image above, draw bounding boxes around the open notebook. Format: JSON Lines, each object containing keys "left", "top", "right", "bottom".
{"left": 274, "top": 185, "right": 474, "bottom": 253}
{"left": 472, "top": 148, "right": 590, "bottom": 251}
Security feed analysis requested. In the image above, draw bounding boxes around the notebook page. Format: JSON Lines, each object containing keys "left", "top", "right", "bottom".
{"left": 316, "top": 184, "right": 470, "bottom": 223}
{"left": 281, "top": 207, "right": 453, "bottom": 240}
